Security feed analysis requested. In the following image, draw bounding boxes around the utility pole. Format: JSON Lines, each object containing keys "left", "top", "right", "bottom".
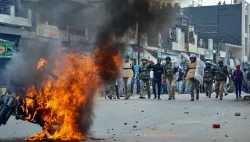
{"left": 216, "top": 8, "right": 220, "bottom": 55}
{"left": 216, "top": 7, "right": 229, "bottom": 63}
{"left": 137, "top": 15, "right": 141, "bottom": 65}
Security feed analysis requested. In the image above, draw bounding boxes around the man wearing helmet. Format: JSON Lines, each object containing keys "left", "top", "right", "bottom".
{"left": 184, "top": 54, "right": 200, "bottom": 101}
{"left": 164, "top": 56, "right": 178, "bottom": 100}
{"left": 149, "top": 58, "right": 164, "bottom": 99}
{"left": 214, "top": 60, "right": 229, "bottom": 100}
{"left": 204, "top": 61, "right": 214, "bottom": 98}
{"left": 122, "top": 55, "right": 134, "bottom": 100}
{"left": 139, "top": 57, "right": 151, "bottom": 99}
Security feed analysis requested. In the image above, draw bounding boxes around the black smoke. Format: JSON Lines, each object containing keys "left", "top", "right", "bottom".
{"left": 96, "top": 0, "right": 182, "bottom": 82}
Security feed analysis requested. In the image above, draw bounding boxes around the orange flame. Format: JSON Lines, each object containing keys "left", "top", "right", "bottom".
{"left": 37, "top": 58, "right": 47, "bottom": 70}
{"left": 22, "top": 43, "right": 122, "bottom": 141}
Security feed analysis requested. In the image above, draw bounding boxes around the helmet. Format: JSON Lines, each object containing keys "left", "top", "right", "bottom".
{"left": 141, "top": 57, "right": 147, "bottom": 61}
{"left": 190, "top": 54, "right": 196, "bottom": 60}
{"left": 205, "top": 61, "right": 212, "bottom": 67}
{"left": 166, "top": 56, "right": 171, "bottom": 61}
{"left": 205, "top": 61, "right": 211, "bottom": 65}
{"left": 218, "top": 60, "right": 223, "bottom": 64}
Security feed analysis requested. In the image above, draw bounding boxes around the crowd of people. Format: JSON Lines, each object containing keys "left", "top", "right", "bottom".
{"left": 102, "top": 55, "right": 250, "bottom": 101}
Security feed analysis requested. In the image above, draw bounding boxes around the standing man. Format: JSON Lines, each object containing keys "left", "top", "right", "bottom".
{"left": 203, "top": 61, "right": 214, "bottom": 98}
{"left": 214, "top": 60, "right": 229, "bottom": 100}
{"left": 139, "top": 57, "right": 151, "bottom": 99}
{"left": 184, "top": 54, "right": 199, "bottom": 101}
{"left": 122, "top": 55, "right": 134, "bottom": 100}
{"left": 233, "top": 65, "right": 244, "bottom": 99}
{"left": 164, "top": 56, "right": 178, "bottom": 100}
{"left": 177, "top": 68, "right": 184, "bottom": 94}
{"left": 150, "top": 58, "right": 164, "bottom": 99}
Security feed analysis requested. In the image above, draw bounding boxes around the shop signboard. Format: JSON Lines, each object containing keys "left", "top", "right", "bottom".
{"left": 0, "top": 39, "right": 14, "bottom": 58}
{"left": 37, "top": 23, "right": 60, "bottom": 39}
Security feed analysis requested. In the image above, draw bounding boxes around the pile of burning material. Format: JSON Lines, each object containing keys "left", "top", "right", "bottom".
{"left": 0, "top": 44, "right": 122, "bottom": 141}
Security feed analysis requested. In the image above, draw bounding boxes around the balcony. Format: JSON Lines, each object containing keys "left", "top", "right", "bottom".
{"left": 0, "top": 4, "right": 32, "bottom": 27}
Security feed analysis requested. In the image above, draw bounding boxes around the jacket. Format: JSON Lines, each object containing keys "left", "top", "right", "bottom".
{"left": 203, "top": 67, "right": 214, "bottom": 83}
{"left": 139, "top": 63, "right": 151, "bottom": 80}
{"left": 186, "top": 61, "right": 196, "bottom": 79}
{"left": 122, "top": 60, "right": 134, "bottom": 78}
{"left": 177, "top": 71, "right": 184, "bottom": 82}
{"left": 233, "top": 70, "right": 244, "bottom": 82}
{"left": 149, "top": 63, "right": 164, "bottom": 80}
{"left": 164, "top": 62, "right": 174, "bottom": 79}
{"left": 214, "top": 65, "right": 228, "bottom": 81}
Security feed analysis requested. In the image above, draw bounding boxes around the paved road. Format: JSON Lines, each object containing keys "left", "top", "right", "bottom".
{"left": 0, "top": 93, "right": 250, "bottom": 142}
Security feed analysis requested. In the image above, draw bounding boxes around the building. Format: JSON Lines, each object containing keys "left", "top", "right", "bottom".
{"left": 0, "top": 0, "right": 105, "bottom": 86}
{"left": 0, "top": 0, "right": 32, "bottom": 86}
{"left": 183, "top": 0, "right": 250, "bottom": 67}
{"left": 21, "top": 0, "right": 106, "bottom": 50}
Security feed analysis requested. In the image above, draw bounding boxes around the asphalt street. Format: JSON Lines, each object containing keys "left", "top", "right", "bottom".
{"left": 0, "top": 93, "right": 250, "bottom": 142}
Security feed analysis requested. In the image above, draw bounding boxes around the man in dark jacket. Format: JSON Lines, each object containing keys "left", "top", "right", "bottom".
{"left": 150, "top": 58, "right": 164, "bottom": 99}
{"left": 214, "top": 60, "right": 229, "bottom": 100}
{"left": 233, "top": 65, "right": 244, "bottom": 99}
{"left": 204, "top": 61, "right": 214, "bottom": 98}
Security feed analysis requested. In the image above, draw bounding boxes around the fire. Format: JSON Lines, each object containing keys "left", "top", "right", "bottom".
{"left": 20, "top": 43, "right": 122, "bottom": 141}
{"left": 25, "top": 53, "right": 100, "bottom": 141}
{"left": 37, "top": 58, "right": 47, "bottom": 70}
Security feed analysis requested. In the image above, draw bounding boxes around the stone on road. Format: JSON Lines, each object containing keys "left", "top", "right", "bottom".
{"left": 1, "top": 93, "right": 250, "bottom": 142}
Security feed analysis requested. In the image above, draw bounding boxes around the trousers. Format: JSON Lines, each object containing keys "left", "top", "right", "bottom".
{"left": 140, "top": 79, "right": 150, "bottom": 97}
{"left": 235, "top": 80, "right": 242, "bottom": 97}
{"left": 189, "top": 78, "right": 200, "bottom": 99}
{"left": 152, "top": 79, "right": 161, "bottom": 98}
{"left": 204, "top": 82, "right": 213, "bottom": 96}
{"left": 166, "top": 78, "right": 176, "bottom": 98}
{"left": 177, "top": 80, "right": 183, "bottom": 94}
{"left": 123, "top": 77, "right": 129, "bottom": 98}
{"left": 215, "top": 80, "right": 225, "bottom": 99}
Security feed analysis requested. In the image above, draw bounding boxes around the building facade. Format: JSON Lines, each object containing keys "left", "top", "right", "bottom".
{"left": 183, "top": 0, "right": 250, "bottom": 67}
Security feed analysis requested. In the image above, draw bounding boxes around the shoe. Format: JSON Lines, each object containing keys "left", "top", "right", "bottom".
{"left": 206, "top": 93, "right": 208, "bottom": 97}
{"left": 148, "top": 96, "right": 151, "bottom": 99}
{"left": 236, "top": 96, "right": 239, "bottom": 99}
{"left": 158, "top": 97, "right": 161, "bottom": 100}
{"left": 190, "top": 98, "right": 194, "bottom": 101}
{"left": 239, "top": 95, "right": 242, "bottom": 98}
{"left": 220, "top": 98, "right": 223, "bottom": 100}
{"left": 209, "top": 95, "right": 211, "bottom": 98}
{"left": 124, "top": 97, "right": 129, "bottom": 100}
{"left": 139, "top": 96, "right": 146, "bottom": 99}
{"left": 196, "top": 96, "right": 199, "bottom": 100}
{"left": 168, "top": 98, "right": 172, "bottom": 100}
{"left": 216, "top": 95, "right": 218, "bottom": 99}
{"left": 173, "top": 97, "right": 175, "bottom": 100}
{"left": 154, "top": 97, "right": 157, "bottom": 99}
{"left": 225, "top": 93, "right": 228, "bottom": 96}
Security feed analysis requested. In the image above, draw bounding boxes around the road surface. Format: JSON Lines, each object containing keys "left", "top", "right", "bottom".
{"left": 0, "top": 93, "right": 250, "bottom": 142}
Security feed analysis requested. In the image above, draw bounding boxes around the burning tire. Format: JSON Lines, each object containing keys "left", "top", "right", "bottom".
{"left": 0, "top": 95, "right": 16, "bottom": 126}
